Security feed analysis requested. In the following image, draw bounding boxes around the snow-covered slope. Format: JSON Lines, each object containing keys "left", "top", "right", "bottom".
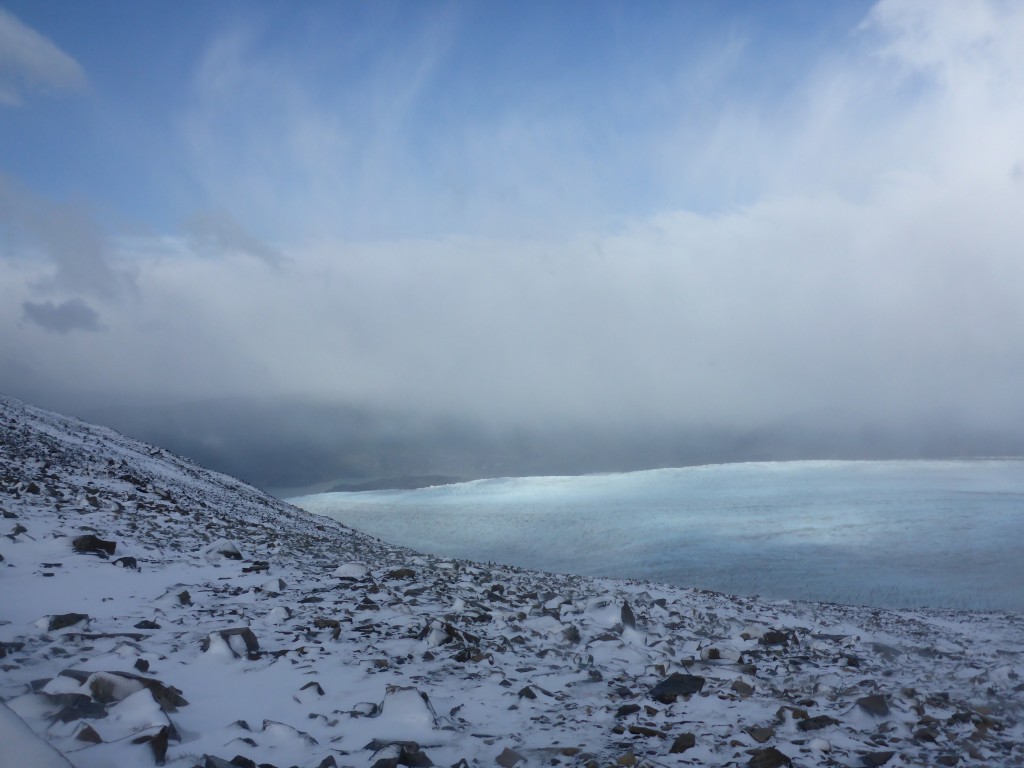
{"left": 1, "top": 393, "right": 1022, "bottom": 768}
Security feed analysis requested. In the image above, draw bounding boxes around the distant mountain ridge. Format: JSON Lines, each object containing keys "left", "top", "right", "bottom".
{"left": 325, "top": 475, "right": 464, "bottom": 492}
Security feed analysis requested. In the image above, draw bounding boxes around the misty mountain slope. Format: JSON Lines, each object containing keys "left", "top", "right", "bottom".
{"left": 1, "top": 394, "right": 1023, "bottom": 768}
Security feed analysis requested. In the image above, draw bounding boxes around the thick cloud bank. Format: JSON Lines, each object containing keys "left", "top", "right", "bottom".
{"left": 1, "top": 1, "right": 1023, "bottom": 484}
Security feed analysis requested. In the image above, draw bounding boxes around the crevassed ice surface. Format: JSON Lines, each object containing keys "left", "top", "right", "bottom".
{"left": 291, "top": 459, "right": 1024, "bottom": 611}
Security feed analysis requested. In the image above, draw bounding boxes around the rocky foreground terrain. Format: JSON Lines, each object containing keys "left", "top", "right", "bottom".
{"left": 1, "top": 394, "right": 1022, "bottom": 768}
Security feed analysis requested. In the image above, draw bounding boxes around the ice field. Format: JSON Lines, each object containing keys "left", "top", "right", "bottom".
{"left": 292, "top": 459, "right": 1024, "bottom": 611}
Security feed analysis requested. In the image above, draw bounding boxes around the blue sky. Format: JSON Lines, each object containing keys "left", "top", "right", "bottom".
{"left": 3, "top": 0, "right": 874, "bottom": 239}
{"left": 2, "top": 1, "right": 1024, "bottom": 450}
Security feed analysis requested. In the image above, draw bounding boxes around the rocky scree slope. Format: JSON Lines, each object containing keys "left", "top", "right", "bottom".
{"left": 1, "top": 393, "right": 1023, "bottom": 768}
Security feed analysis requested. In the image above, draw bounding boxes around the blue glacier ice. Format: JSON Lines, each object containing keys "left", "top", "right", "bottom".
{"left": 291, "top": 459, "right": 1024, "bottom": 611}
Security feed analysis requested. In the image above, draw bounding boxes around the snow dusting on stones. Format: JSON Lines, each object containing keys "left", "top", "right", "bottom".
{"left": 1, "top": 394, "right": 1022, "bottom": 767}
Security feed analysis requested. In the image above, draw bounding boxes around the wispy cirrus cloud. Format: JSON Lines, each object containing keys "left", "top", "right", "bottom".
{"left": 0, "top": 7, "right": 86, "bottom": 106}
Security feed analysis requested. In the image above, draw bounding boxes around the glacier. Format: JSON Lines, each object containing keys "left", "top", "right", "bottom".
{"left": 292, "top": 459, "right": 1024, "bottom": 612}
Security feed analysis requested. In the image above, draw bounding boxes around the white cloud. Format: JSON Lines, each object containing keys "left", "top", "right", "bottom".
{"left": 2, "top": 0, "right": 1023, "bottom": 443}
{"left": 0, "top": 8, "right": 86, "bottom": 106}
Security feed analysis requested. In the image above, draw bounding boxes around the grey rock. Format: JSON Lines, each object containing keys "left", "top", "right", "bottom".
{"left": 669, "top": 732, "right": 696, "bottom": 754}
{"left": 798, "top": 715, "right": 839, "bottom": 731}
{"left": 860, "top": 752, "right": 896, "bottom": 767}
{"left": 746, "top": 747, "right": 792, "bottom": 768}
{"left": 649, "top": 673, "right": 705, "bottom": 704}
{"left": 48, "top": 613, "right": 89, "bottom": 631}
{"left": 856, "top": 694, "right": 890, "bottom": 717}
{"left": 745, "top": 726, "right": 775, "bottom": 744}
{"left": 495, "top": 747, "right": 525, "bottom": 768}
{"left": 72, "top": 534, "right": 116, "bottom": 557}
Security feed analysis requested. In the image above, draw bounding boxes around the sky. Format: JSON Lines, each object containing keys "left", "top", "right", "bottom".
{"left": 2, "top": 1, "right": 1024, "bottom": 486}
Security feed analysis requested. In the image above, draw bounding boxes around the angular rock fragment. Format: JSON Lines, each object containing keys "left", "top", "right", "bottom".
{"left": 859, "top": 752, "right": 896, "bottom": 767}
{"left": 856, "top": 693, "right": 890, "bottom": 717}
{"left": 628, "top": 724, "right": 664, "bottom": 738}
{"left": 313, "top": 616, "right": 342, "bottom": 640}
{"left": 798, "top": 714, "right": 839, "bottom": 732}
{"left": 72, "top": 534, "right": 116, "bottom": 557}
{"left": 649, "top": 672, "right": 705, "bottom": 703}
{"left": 495, "top": 747, "right": 525, "bottom": 768}
{"left": 369, "top": 741, "right": 434, "bottom": 768}
{"left": 204, "top": 539, "right": 244, "bottom": 562}
{"left": 621, "top": 601, "right": 636, "bottom": 629}
{"left": 201, "top": 627, "right": 259, "bottom": 659}
{"left": 745, "top": 726, "right": 775, "bottom": 744}
{"left": 47, "top": 613, "right": 89, "bottom": 631}
{"left": 669, "top": 732, "right": 696, "bottom": 753}
{"left": 731, "top": 680, "right": 754, "bottom": 696}
{"left": 75, "top": 723, "right": 103, "bottom": 743}
{"left": 747, "top": 747, "right": 792, "bottom": 767}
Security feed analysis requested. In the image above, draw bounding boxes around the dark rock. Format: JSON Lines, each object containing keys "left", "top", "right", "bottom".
{"left": 856, "top": 694, "right": 890, "bottom": 717}
{"left": 113, "top": 556, "right": 139, "bottom": 570}
{"left": 616, "top": 704, "right": 641, "bottom": 718}
{"left": 518, "top": 686, "right": 537, "bottom": 700}
{"left": 759, "top": 630, "right": 792, "bottom": 647}
{"left": 860, "top": 752, "right": 896, "bottom": 767}
{"left": 134, "top": 620, "right": 161, "bottom": 630}
{"left": 745, "top": 726, "right": 775, "bottom": 744}
{"left": 212, "top": 541, "right": 243, "bottom": 560}
{"left": 201, "top": 627, "right": 260, "bottom": 658}
{"left": 384, "top": 568, "right": 416, "bottom": 580}
{"left": 148, "top": 725, "right": 171, "bottom": 764}
{"left": 52, "top": 694, "right": 108, "bottom": 722}
{"left": 229, "top": 756, "right": 257, "bottom": 768}
{"left": 313, "top": 617, "right": 341, "bottom": 640}
{"left": 747, "top": 747, "right": 792, "bottom": 768}
{"left": 621, "top": 602, "right": 636, "bottom": 629}
{"left": 628, "top": 724, "right": 664, "bottom": 738}
{"left": 135, "top": 659, "right": 150, "bottom": 673}
{"left": 368, "top": 742, "right": 434, "bottom": 768}
{"left": 177, "top": 590, "right": 191, "bottom": 606}
{"left": 495, "top": 747, "right": 524, "bottom": 768}
{"left": 101, "top": 670, "right": 188, "bottom": 711}
{"left": 72, "top": 534, "right": 116, "bottom": 557}
{"left": 669, "top": 733, "right": 696, "bottom": 754}
{"left": 562, "top": 624, "right": 581, "bottom": 644}
{"left": 317, "top": 758, "right": 338, "bottom": 768}
{"left": 649, "top": 673, "right": 705, "bottom": 703}
{"left": 203, "top": 757, "right": 237, "bottom": 768}
{"left": 75, "top": 723, "right": 103, "bottom": 743}
{"left": 798, "top": 715, "right": 839, "bottom": 732}
{"left": 48, "top": 613, "right": 89, "bottom": 631}
{"left": 732, "top": 680, "right": 754, "bottom": 696}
